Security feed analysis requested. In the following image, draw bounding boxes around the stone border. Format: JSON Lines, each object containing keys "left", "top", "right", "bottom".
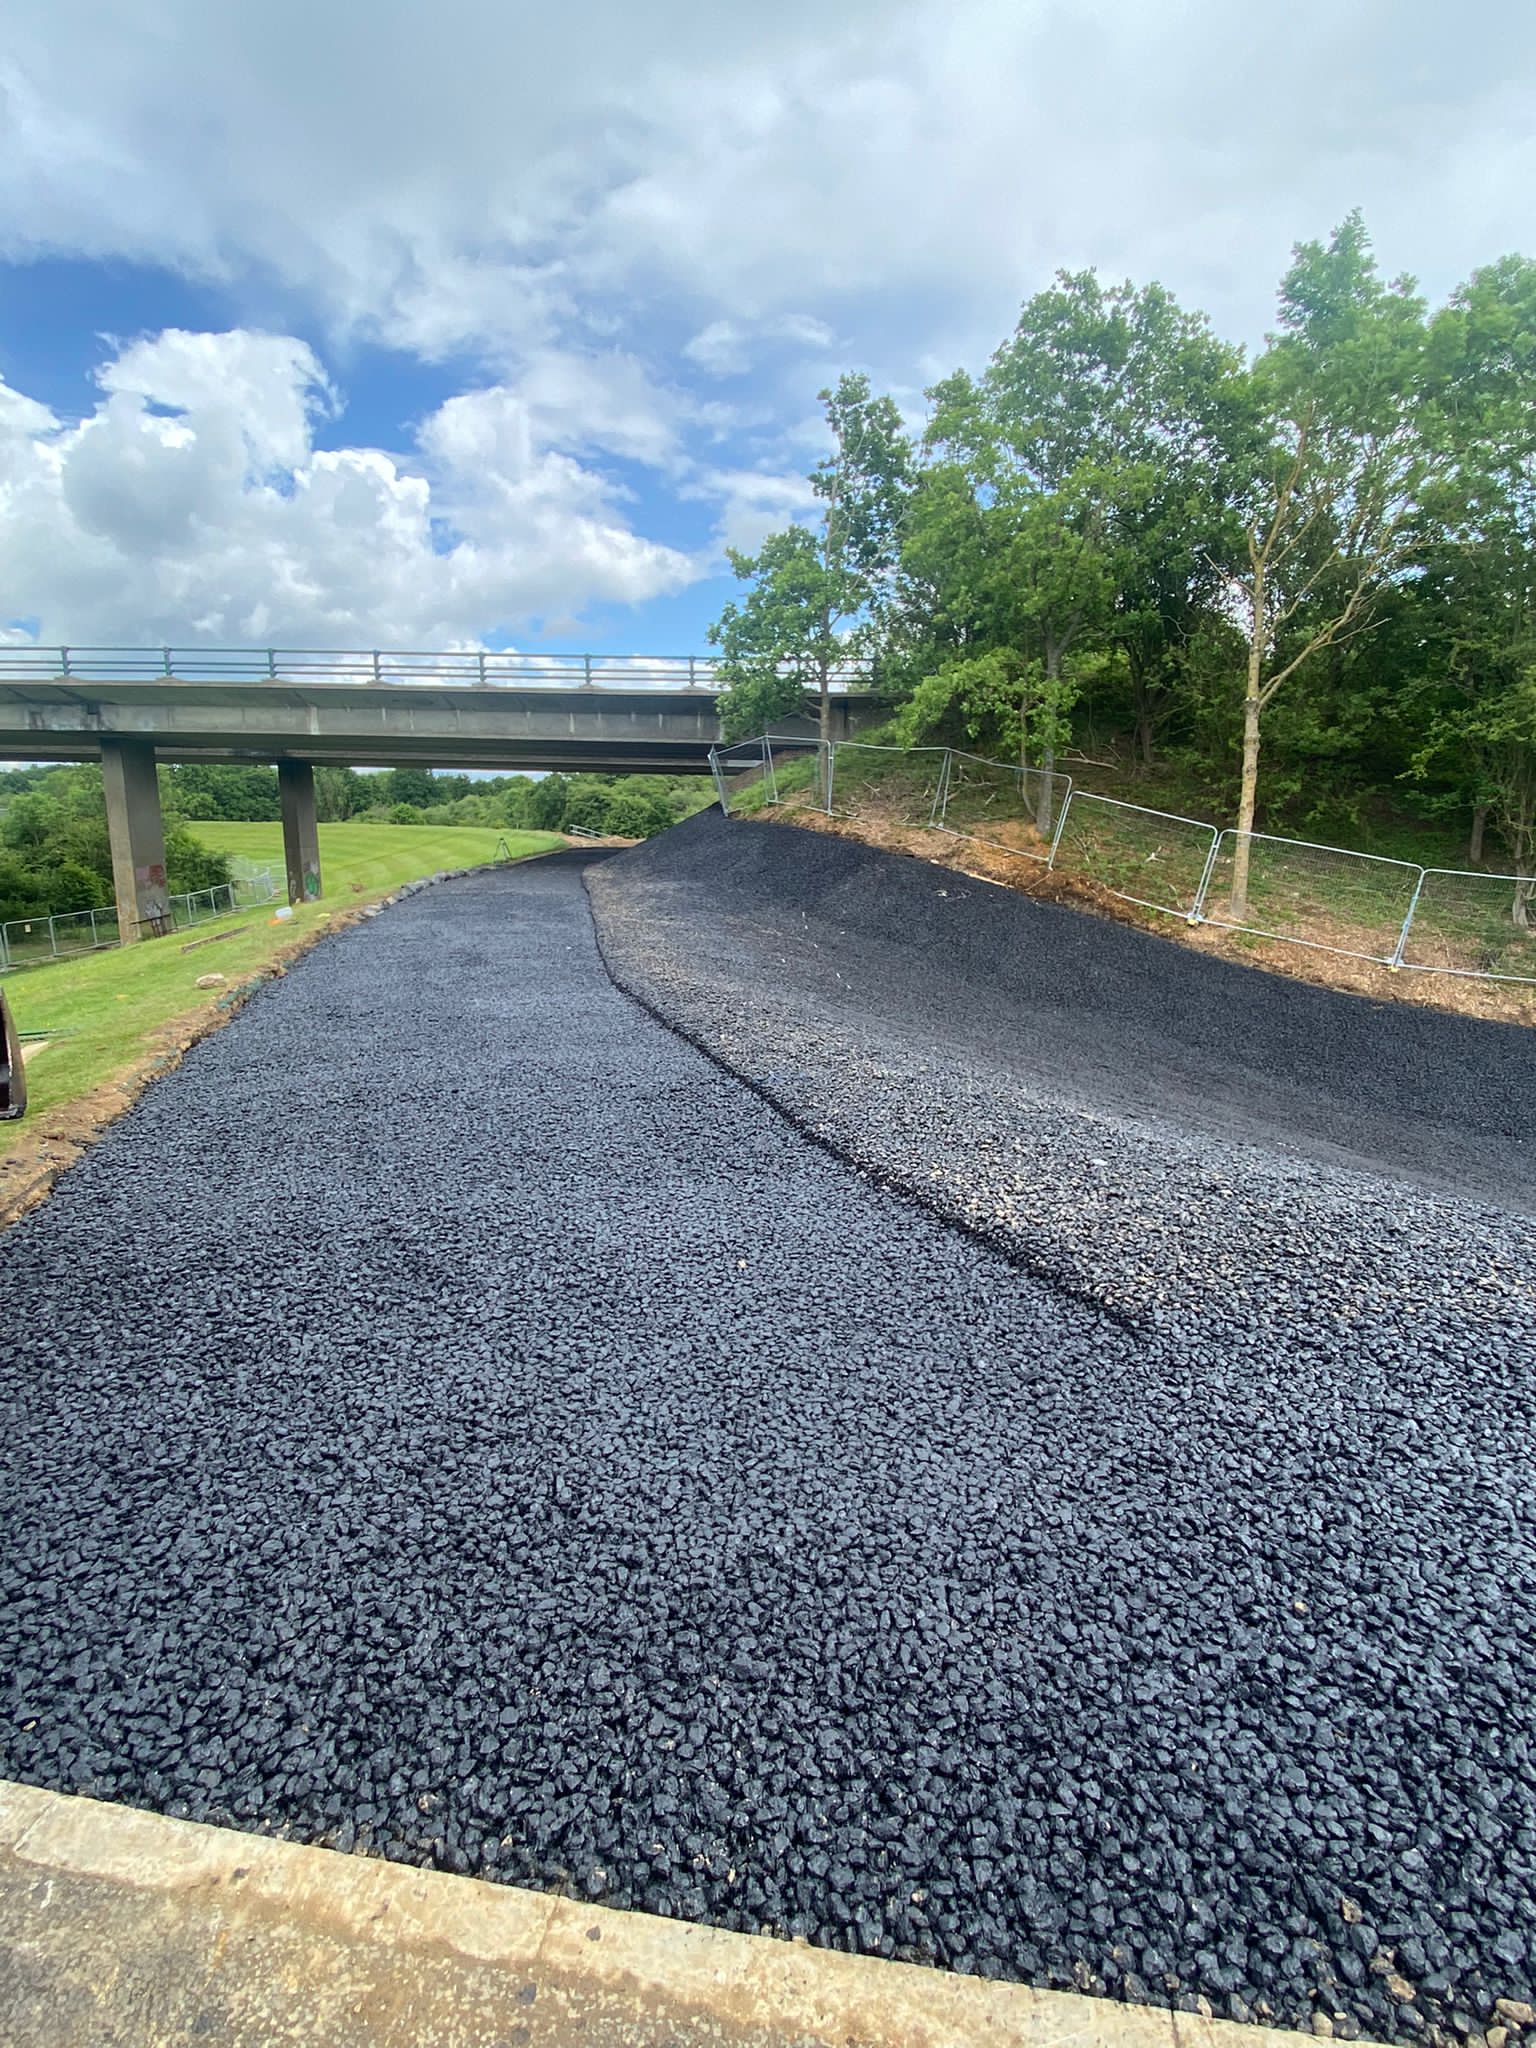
{"left": 0, "top": 1782, "right": 1363, "bottom": 2048}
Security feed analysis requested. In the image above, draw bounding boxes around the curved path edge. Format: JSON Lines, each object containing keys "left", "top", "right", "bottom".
{"left": 0, "top": 1780, "right": 1353, "bottom": 2048}
{"left": 581, "top": 869, "right": 1143, "bottom": 1335}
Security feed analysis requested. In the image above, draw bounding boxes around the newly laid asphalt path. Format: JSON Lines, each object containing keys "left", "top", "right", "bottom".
{"left": 3, "top": 837, "right": 1533, "bottom": 2046}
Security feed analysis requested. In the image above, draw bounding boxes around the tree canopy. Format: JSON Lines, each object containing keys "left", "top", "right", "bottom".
{"left": 706, "top": 216, "right": 1536, "bottom": 890}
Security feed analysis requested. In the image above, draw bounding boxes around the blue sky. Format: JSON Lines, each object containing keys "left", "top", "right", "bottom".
{"left": 1, "top": 0, "right": 1532, "bottom": 658}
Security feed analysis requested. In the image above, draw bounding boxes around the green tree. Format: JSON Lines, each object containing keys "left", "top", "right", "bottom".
{"left": 1218, "top": 215, "right": 1438, "bottom": 915}
{"left": 1406, "top": 255, "right": 1536, "bottom": 918}
{"left": 163, "top": 764, "right": 281, "bottom": 821}
{"left": 524, "top": 774, "right": 571, "bottom": 832}
{"left": 710, "top": 373, "right": 913, "bottom": 747}
{"left": 987, "top": 274, "right": 1247, "bottom": 771}
{"left": 383, "top": 767, "right": 439, "bottom": 810}
{"left": 606, "top": 790, "right": 669, "bottom": 838}
{"left": 315, "top": 766, "right": 368, "bottom": 822}
{"left": 914, "top": 369, "right": 1119, "bottom": 828}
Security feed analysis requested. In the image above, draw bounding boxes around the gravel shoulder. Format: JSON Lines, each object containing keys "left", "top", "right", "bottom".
{"left": 3, "top": 843, "right": 1533, "bottom": 2048}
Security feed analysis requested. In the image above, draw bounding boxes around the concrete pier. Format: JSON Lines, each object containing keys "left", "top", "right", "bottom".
{"left": 278, "top": 760, "right": 322, "bottom": 904}
{"left": 100, "top": 737, "right": 171, "bottom": 942}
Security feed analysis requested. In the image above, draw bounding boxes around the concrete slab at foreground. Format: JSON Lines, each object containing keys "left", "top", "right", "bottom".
{"left": 0, "top": 1782, "right": 1351, "bottom": 2048}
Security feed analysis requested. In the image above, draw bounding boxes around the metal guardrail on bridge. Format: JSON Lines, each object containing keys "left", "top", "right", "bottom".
{"left": 0, "top": 648, "right": 877, "bottom": 692}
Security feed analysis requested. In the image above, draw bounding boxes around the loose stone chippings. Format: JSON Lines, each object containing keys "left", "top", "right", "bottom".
{"left": 2, "top": 838, "right": 1533, "bottom": 2048}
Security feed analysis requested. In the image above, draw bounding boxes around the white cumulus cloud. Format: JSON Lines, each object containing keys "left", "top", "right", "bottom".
{"left": 0, "top": 330, "right": 698, "bottom": 645}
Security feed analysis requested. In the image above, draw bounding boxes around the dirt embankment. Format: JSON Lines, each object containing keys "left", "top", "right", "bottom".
{"left": 784, "top": 802, "right": 1536, "bottom": 1029}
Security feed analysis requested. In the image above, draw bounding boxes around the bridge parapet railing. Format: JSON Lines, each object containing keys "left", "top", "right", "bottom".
{"left": 715, "top": 732, "right": 1536, "bottom": 995}
{"left": 0, "top": 647, "right": 877, "bottom": 693}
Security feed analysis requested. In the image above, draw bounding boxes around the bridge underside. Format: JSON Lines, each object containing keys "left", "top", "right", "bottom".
{"left": 0, "top": 734, "right": 720, "bottom": 772}
{"left": 0, "top": 675, "right": 877, "bottom": 938}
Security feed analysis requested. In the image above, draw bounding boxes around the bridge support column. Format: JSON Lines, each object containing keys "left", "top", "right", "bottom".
{"left": 101, "top": 737, "right": 171, "bottom": 942}
{"left": 278, "top": 761, "right": 322, "bottom": 904}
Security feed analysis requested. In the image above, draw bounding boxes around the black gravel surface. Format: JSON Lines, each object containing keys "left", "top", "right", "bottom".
{"left": 4, "top": 843, "right": 1535, "bottom": 2046}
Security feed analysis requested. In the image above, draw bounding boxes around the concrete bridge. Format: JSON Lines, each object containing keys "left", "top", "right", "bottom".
{"left": 0, "top": 648, "right": 875, "bottom": 938}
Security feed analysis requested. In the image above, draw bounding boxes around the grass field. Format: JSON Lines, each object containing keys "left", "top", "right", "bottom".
{"left": 2, "top": 824, "right": 561, "bottom": 1163}
{"left": 187, "top": 820, "right": 558, "bottom": 895}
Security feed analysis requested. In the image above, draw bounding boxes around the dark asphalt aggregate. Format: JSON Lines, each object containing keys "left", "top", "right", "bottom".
{"left": 3, "top": 839, "right": 1535, "bottom": 2046}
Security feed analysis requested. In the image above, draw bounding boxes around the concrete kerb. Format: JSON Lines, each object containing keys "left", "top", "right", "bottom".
{"left": 0, "top": 1782, "right": 1365, "bottom": 2048}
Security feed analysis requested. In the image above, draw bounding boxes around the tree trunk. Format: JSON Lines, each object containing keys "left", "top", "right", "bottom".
{"left": 1230, "top": 596, "right": 1266, "bottom": 922}
{"left": 819, "top": 655, "right": 831, "bottom": 815}
{"left": 1468, "top": 804, "right": 1487, "bottom": 866}
{"left": 1511, "top": 786, "right": 1534, "bottom": 929}
{"left": 1134, "top": 703, "right": 1156, "bottom": 771}
{"left": 1127, "top": 648, "right": 1156, "bottom": 771}
{"left": 1034, "top": 644, "right": 1058, "bottom": 837}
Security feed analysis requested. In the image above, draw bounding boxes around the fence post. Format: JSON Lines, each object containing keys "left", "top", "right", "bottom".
{"left": 59, "top": 647, "right": 71, "bottom": 679}
{"left": 584, "top": 654, "right": 593, "bottom": 687}
{"left": 762, "top": 735, "right": 777, "bottom": 805}
{"left": 708, "top": 748, "right": 730, "bottom": 817}
{"left": 477, "top": 650, "right": 487, "bottom": 686}
{"left": 372, "top": 649, "right": 382, "bottom": 685}
{"left": 267, "top": 649, "right": 277, "bottom": 680}
{"left": 1189, "top": 832, "right": 1224, "bottom": 925}
{"left": 48, "top": 915, "right": 59, "bottom": 959}
{"left": 1390, "top": 868, "right": 1428, "bottom": 970}
{"left": 824, "top": 742, "right": 837, "bottom": 815}
{"left": 927, "top": 750, "right": 951, "bottom": 829}
{"left": 1046, "top": 787, "right": 1075, "bottom": 870}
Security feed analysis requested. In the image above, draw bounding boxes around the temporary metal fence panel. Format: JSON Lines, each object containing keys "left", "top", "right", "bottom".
{"left": 827, "top": 743, "right": 950, "bottom": 827}
{"left": 0, "top": 905, "right": 122, "bottom": 966}
{"left": 1197, "top": 832, "right": 1424, "bottom": 964}
{"left": 710, "top": 738, "right": 777, "bottom": 818}
{"left": 763, "top": 736, "right": 831, "bottom": 815}
{"left": 230, "top": 863, "right": 281, "bottom": 910}
{"left": 1395, "top": 868, "right": 1536, "bottom": 985}
{"left": 716, "top": 730, "right": 1536, "bottom": 995}
{"left": 933, "top": 750, "right": 1067, "bottom": 864}
{"left": 1051, "top": 791, "right": 1221, "bottom": 920}
{"left": 169, "top": 884, "right": 239, "bottom": 932}
{"left": 1, "top": 877, "right": 257, "bottom": 972}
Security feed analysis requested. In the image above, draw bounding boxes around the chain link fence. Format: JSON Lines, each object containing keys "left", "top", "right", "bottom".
{"left": 709, "top": 734, "right": 1536, "bottom": 991}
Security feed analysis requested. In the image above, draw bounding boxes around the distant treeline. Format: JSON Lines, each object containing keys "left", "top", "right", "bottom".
{"left": 163, "top": 762, "right": 711, "bottom": 838}
{"left": 0, "top": 761, "right": 711, "bottom": 922}
{"left": 0, "top": 763, "right": 229, "bottom": 926}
